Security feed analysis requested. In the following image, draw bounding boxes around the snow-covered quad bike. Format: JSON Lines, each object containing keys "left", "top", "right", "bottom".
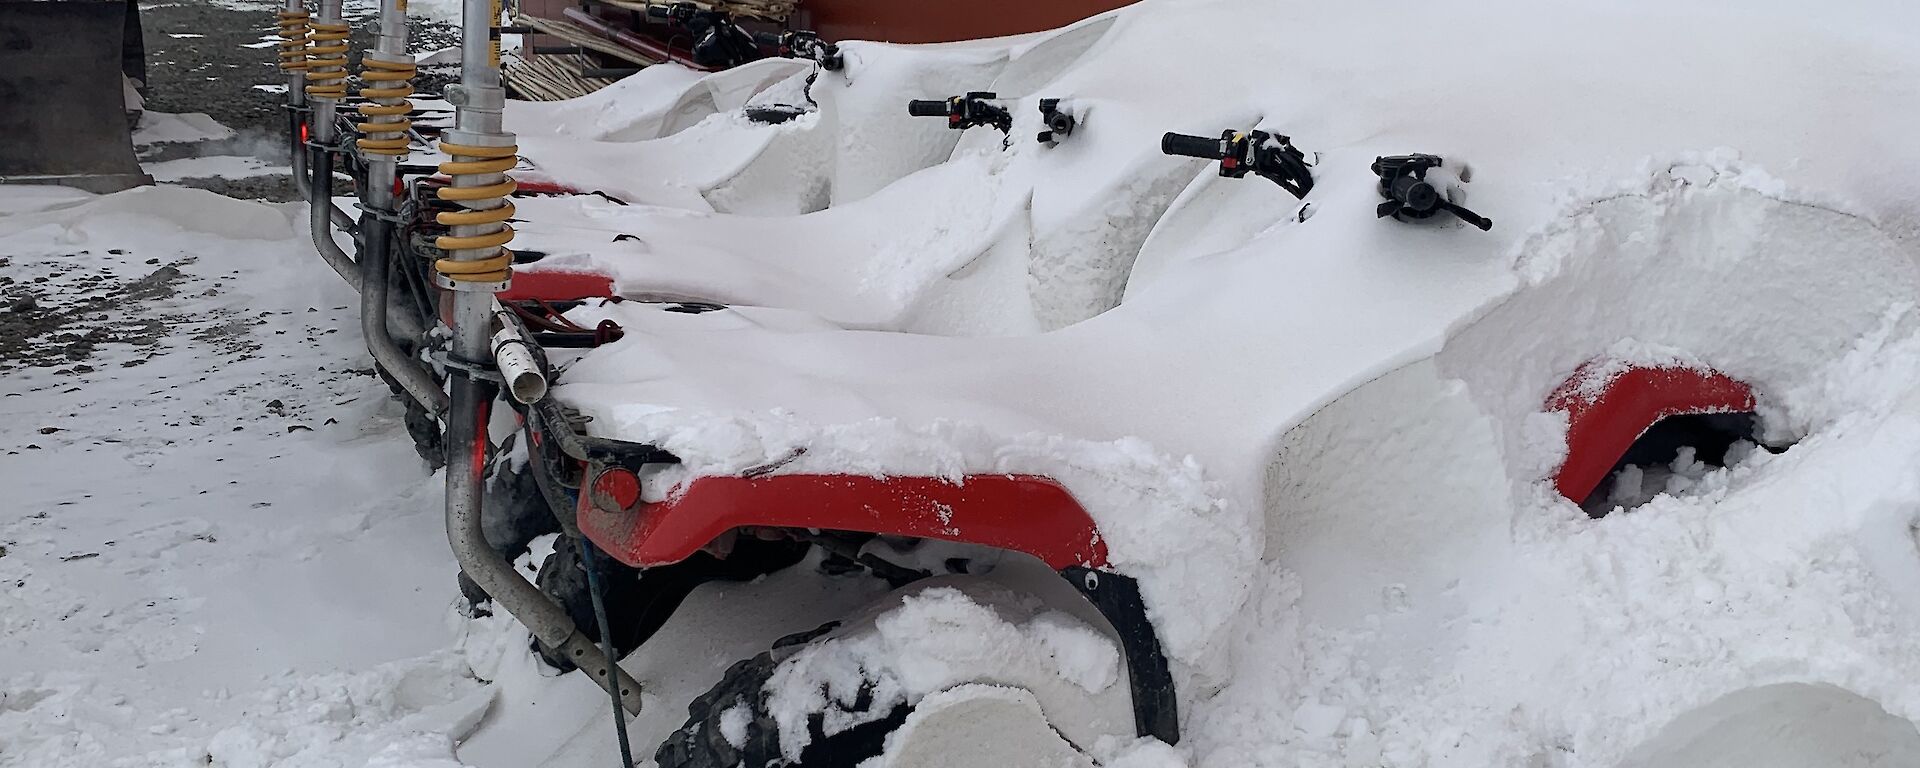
{"left": 287, "top": 0, "right": 1920, "bottom": 765}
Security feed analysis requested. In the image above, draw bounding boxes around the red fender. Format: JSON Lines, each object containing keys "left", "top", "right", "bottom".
{"left": 1549, "top": 364, "right": 1756, "bottom": 503}
{"left": 509, "top": 179, "right": 585, "bottom": 197}
{"left": 496, "top": 270, "right": 616, "bottom": 302}
{"left": 579, "top": 473, "right": 1110, "bottom": 570}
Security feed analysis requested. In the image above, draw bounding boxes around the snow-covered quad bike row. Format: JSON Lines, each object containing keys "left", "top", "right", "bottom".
{"left": 279, "top": 0, "right": 1920, "bottom": 765}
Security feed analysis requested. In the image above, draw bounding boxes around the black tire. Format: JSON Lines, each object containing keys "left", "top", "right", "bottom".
{"left": 375, "top": 363, "right": 445, "bottom": 468}
{"left": 481, "top": 435, "right": 559, "bottom": 559}
{"left": 532, "top": 535, "right": 812, "bottom": 671}
{"left": 404, "top": 399, "right": 444, "bottom": 468}
{"left": 655, "top": 623, "right": 910, "bottom": 768}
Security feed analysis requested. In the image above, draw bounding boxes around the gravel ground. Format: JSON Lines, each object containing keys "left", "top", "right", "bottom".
{"left": 135, "top": 0, "right": 457, "bottom": 200}
{"left": 4, "top": 2, "right": 456, "bottom": 367}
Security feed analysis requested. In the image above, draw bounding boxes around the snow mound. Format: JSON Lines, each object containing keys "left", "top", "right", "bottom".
{"left": 767, "top": 586, "right": 1121, "bottom": 760}
{"left": 133, "top": 112, "right": 237, "bottom": 145}
{"left": 1618, "top": 683, "right": 1920, "bottom": 768}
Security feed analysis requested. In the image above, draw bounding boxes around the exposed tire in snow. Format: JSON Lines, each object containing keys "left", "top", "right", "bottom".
{"left": 375, "top": 363, "right": 444, "bottom": 468}
{"left": 480, "top": 436, "right": 558, "bottom": 560}
{"left": 532, "top": 534, "right": 812, "bottom": 671}
{"left": 658, "top": 577, "right": 1132, "bottom": 768}
{"left": 654, "top": 622, "right": 908, "bottom": 768}
{"left": 402, "top": 398, "right": 443, "bottom": 469}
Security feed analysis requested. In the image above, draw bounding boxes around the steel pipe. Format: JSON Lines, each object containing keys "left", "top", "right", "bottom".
{"left": 304, "top": 0, "right": 360, "bottom": 289}
{"left": 442, "top": 0, "right": 644, "bottom": 716}
{"left": 285, "top": 0, "right": 309, "bottom": 188}
{"left": 358, "top": 0, "right": 448, "bottom": 415}
{"left": 306, "top": 150, "right": 362, "bottom": 291}
{"left": 490, "top": 307, "right": 548, "bottom": 405}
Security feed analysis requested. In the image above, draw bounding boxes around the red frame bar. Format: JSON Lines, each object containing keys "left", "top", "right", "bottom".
{"left": 497, "top": 270, "right": 615, "bottom": 302}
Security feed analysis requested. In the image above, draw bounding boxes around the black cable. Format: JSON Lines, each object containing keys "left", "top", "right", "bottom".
{"left": 579, "top": 538, "right": 637, "bottom": 768}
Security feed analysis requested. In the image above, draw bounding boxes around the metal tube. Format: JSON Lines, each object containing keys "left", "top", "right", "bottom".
{"left": 285, "top": 0, "right": 309, "bottom": 186}
{"left": 357, "top": 0, "right": 449, "bottom": 415}
{"left": 305, "top": 0, "right": 358, "bottom": 288}
{"left": 288, "top": 109, "right": 309, "bottom": 191}
{"left": 442, "top": 0, "right": 644, "bottom": 715}
{"left": 490, "top": 310, "right": 548, "bottom": 405}
{"left": 359, "top": 217, "right": 450, "bottom": 413}
{"left": 446, "top": 384, "right": 643, "bottom": 714}
{"left": 306, "top": 151, "right": 362, "bottom": 290}
{"left": 311, "top": 0, "right": 343, "bottom": 149}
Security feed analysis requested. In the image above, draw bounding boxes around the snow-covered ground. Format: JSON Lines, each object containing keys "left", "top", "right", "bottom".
{"left": 0, "top": 183, "right": 889, "bottom": 767}
{"left": 0, "top": 184, "right": 472, "bottom": 766}
{"left": 9, "top": 0, "right": 1920, "bottom": 766}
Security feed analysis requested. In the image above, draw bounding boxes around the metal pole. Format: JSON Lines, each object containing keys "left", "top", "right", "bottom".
{"left": 358, "top": 0, "right": 449, "bottom": 414}
{"left": 440, "top": 0, "right": 645, "bottom": 715}
{"left": 283, "top": 0, "right": 309, "bottom": 186}
{"left": 304, "top": 0, "right": 361, "bottom": 289}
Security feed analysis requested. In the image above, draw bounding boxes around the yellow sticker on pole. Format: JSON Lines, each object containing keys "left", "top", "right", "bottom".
{"left": 489, "top": 0, "right": 502, "bottom": 69}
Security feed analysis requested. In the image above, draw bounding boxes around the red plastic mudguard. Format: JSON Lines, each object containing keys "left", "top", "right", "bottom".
{"left": 1549, "top": 364, "right": 1756, "bottom": 503}
{"left": 579, "top": 473, "right": 1110, "bottom": 570}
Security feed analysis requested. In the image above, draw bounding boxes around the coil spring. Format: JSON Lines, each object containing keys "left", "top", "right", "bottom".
{"left": 275, "top": 10, "right": 309, "bottom": 71}
{"left": 355, "top": 58, "right": 416, "bottom": 156}
{"left": 434, "top": 141, "right": 519, "bottom": 284}
{"left": 304, "top": 20, "right": 350, "bottom": 99}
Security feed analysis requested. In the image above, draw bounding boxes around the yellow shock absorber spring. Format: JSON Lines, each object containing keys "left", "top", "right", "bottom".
{"left": 355, "top": 58, "right": 416, "bottom": 156}
{"left": 304, "top": 20, "right": 350, "bottom": 99}
{"left": 434, "top": 141, "right": 519, "bottom": 284}
{"left": 275, "top": 10, "right": 310, "bottom": 71}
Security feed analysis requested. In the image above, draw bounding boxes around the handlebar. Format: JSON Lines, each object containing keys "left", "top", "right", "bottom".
{"left": 752, "top": 30, "right": 783, "bottom": 47}
{"left": 908, "top": 99, "right": 951, "bottom": 118}
{"left": 1161, "top": 132, "right": 1225, "bottom": 160}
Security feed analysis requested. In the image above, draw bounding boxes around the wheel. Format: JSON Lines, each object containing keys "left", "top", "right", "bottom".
{"left": 375, "top": 363, "right": 445, "bottom": 468}
{"left": 656, "top": 578, "right": 1139, "bottom": 767}
{"left": 480, "top": 434, "right": 558, "bottom": 560}
{"left": 653, "top": 622, "right": 902, "bottom": 768}
{"left": 531, "top": 534, "right": 811, "bottom": 671}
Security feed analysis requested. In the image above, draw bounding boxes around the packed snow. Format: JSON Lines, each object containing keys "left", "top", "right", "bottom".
{"left": 6, "top": 0, "right": 1920, "bottom": 766}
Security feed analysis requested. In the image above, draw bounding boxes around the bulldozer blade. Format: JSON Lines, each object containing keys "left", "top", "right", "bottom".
{"left": 0, "top": 0, "right": 153, "bottom": 194}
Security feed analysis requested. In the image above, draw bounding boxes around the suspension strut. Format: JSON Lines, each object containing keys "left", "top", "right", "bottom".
{"left": 303, "top": 0, "right": 362, "bottom": 289}
{"left": 276, "top": 0, "right": 310, "bottom": 184}
{"left": 275, "top": 4, "right": 309, "bottom": 73}
{"left": 356, "top": 0, "right": 449, "bottom": 415}
{"left": 439, "top": 0, "right": 646, "bottom": 727}
{"left": 303, "top": 9, "right": 349, "bottom": 100}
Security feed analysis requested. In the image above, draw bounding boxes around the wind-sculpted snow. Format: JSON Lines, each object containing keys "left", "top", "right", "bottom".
{"left": 10, "top": 0, "right": 1920, "bottom": 765}
{"left": 530, "top": 0, "right": 1920, "bottom": 763}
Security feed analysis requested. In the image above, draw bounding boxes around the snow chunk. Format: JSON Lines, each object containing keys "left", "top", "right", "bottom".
{"left": 132, "top": 111, "right": 236, "bottom": 145}
{"left": 361, "top": 733, "right": 470, "bottom": 768}
{"left": 765, "top": 587, "right": 1121, "bottom": 761}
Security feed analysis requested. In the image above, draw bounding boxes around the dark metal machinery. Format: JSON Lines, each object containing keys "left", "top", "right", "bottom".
{"left": 0, "top": 0, "right": 153, "bottom": 193}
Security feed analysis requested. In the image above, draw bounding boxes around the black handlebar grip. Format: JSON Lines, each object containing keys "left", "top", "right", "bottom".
{"left": 1162, "top": 132, "right": 1225, "bottom": 160}
{"left": 753, "top": 30, "right": 783, "bottom": 46}
{"left": 908, "top": 99, "right": 951, "bottom": 118}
